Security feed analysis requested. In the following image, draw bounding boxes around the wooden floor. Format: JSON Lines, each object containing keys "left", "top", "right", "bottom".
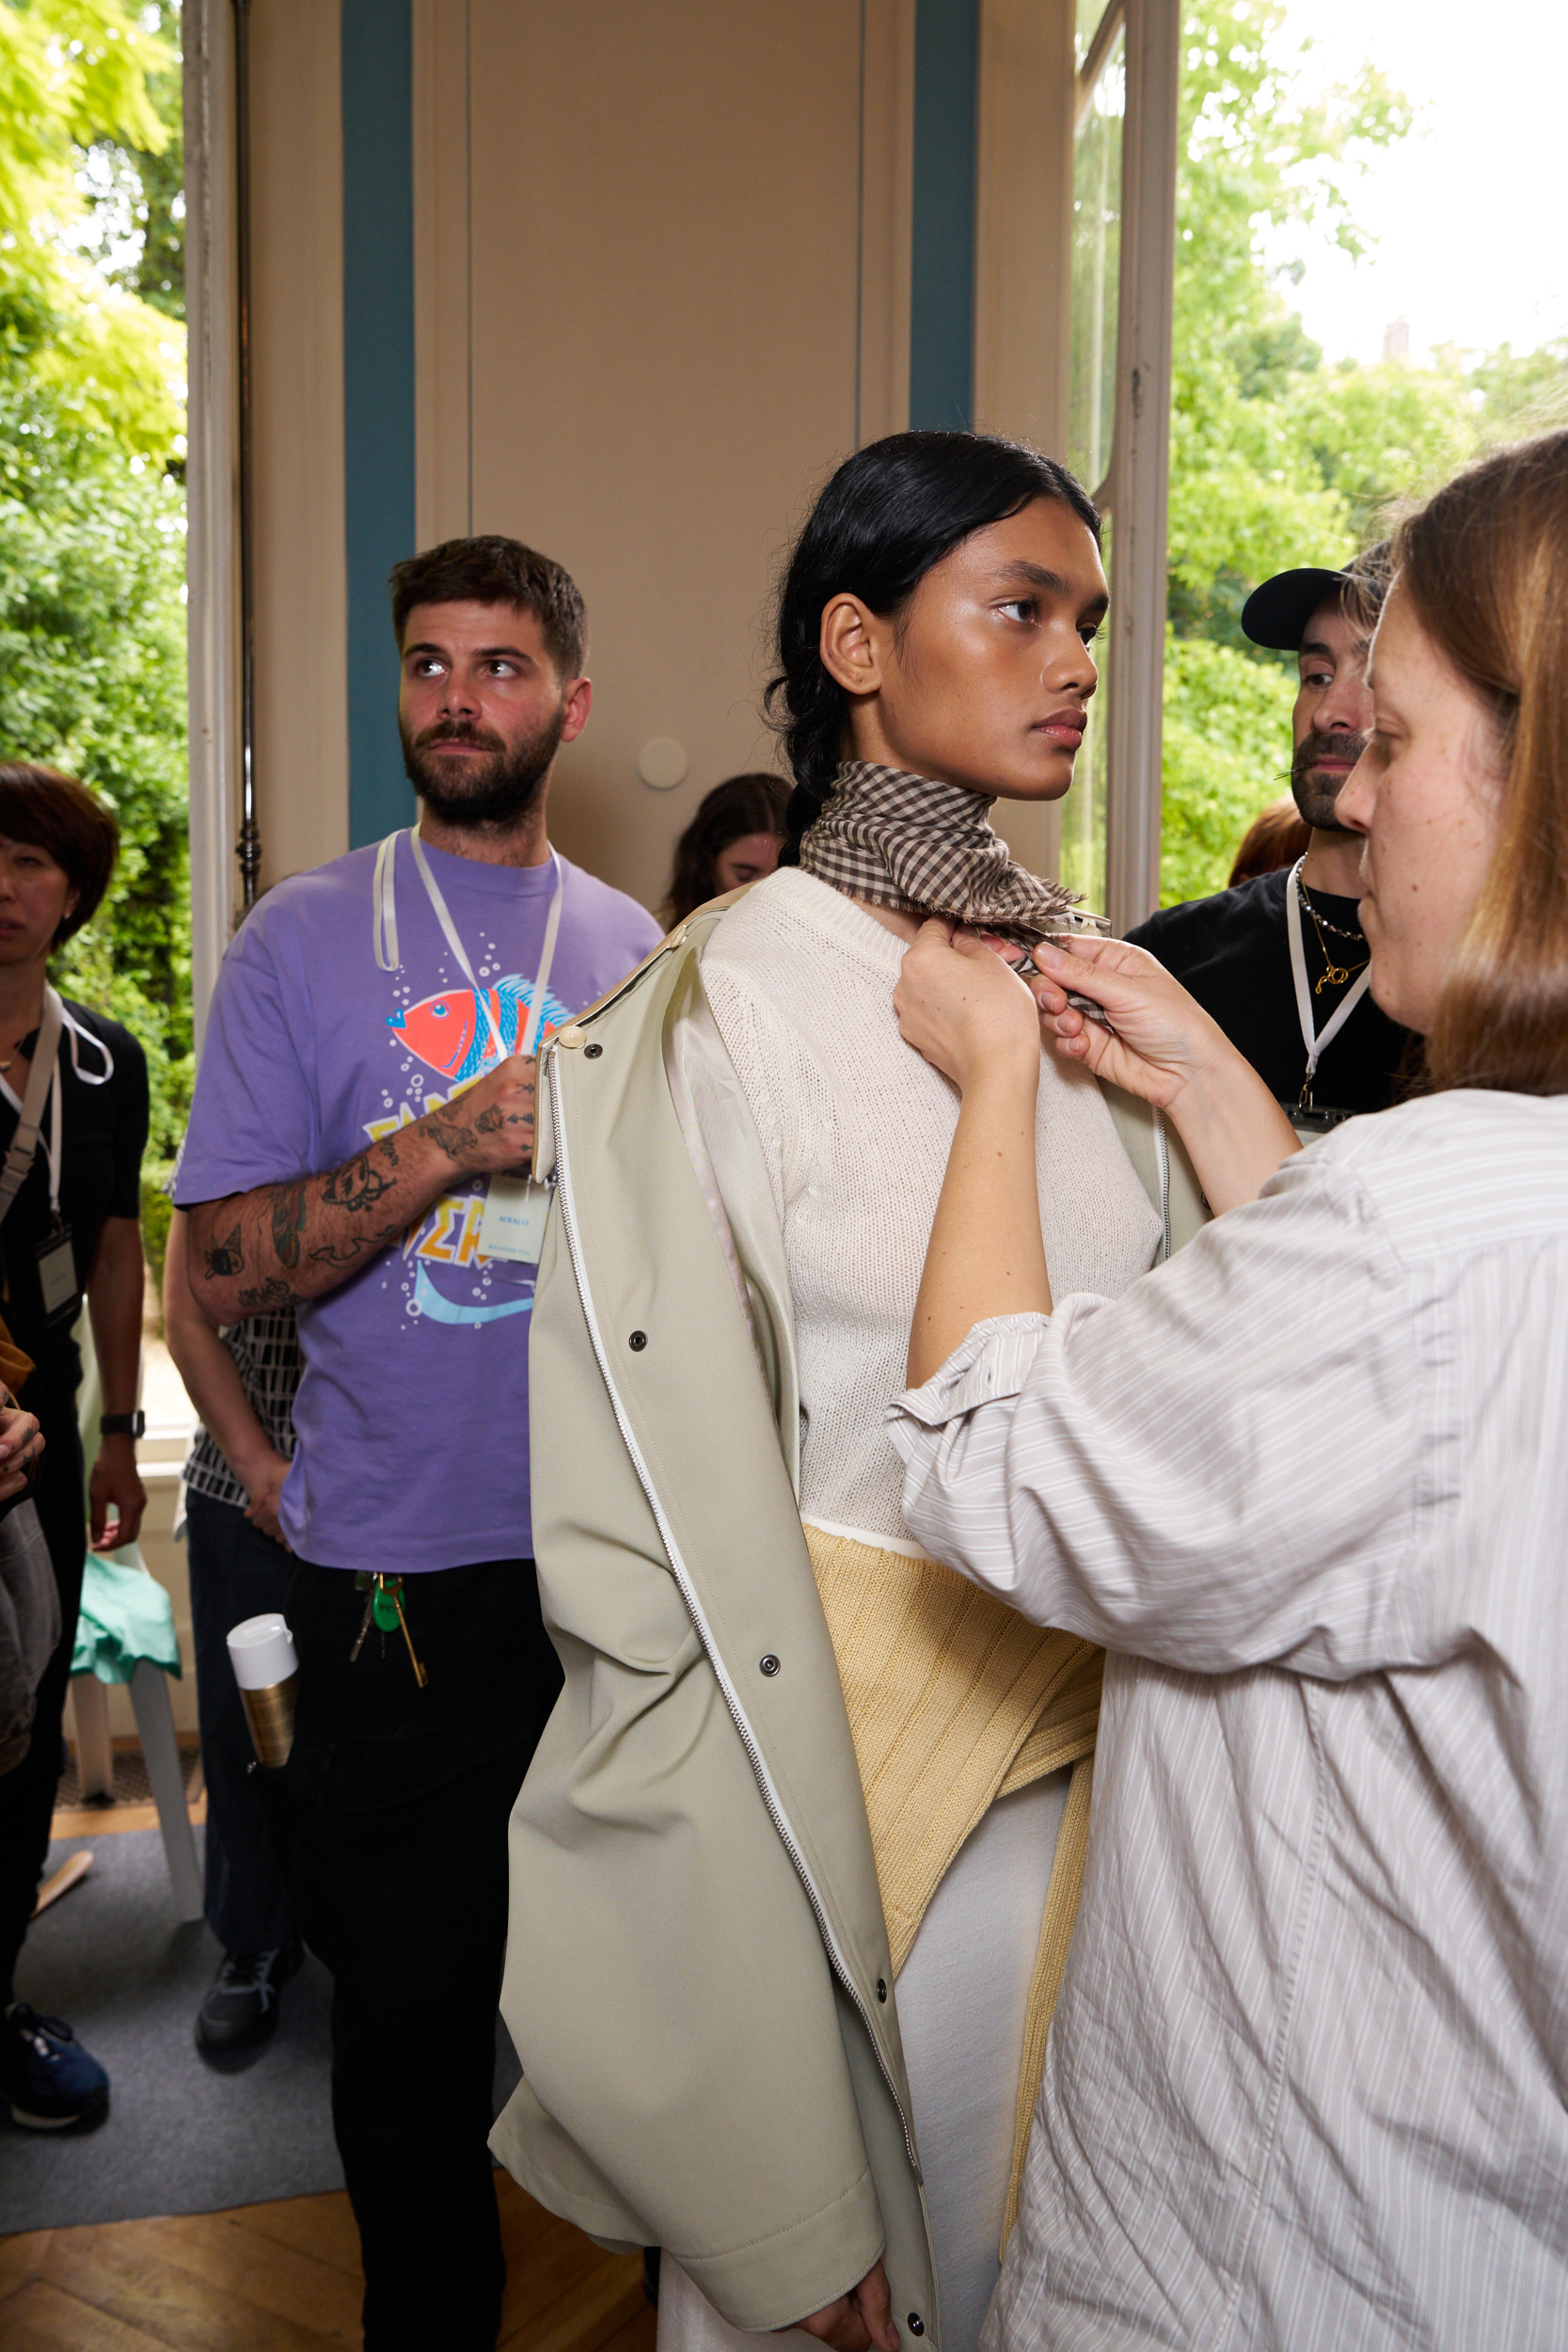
{"left": 0, "top": 2173, "right": 658, "bottom": 2352}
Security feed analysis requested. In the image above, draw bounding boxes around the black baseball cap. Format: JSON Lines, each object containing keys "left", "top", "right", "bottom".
{"left": 1241, "top": 545, "right": 1392, "bottom": 653}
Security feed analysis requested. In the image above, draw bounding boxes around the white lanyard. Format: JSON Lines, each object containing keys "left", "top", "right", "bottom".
{"left": 372, "top": 828, "right": 563, "bottom": 1264}
{"left": 1285, "top": 857, "right": 1372, "bottom": 1094}
{"left": 373, "top": 827, "right": 564, "bottom": 1062}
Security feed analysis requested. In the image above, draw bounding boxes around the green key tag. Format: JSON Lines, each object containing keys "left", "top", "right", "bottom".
{"left": 372, "top": 1580, "right": 403, "bottom": 1633}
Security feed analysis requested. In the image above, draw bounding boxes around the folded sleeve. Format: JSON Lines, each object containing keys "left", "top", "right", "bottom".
{"left": 174, "top": 924, "right": 322, "bottom": 1205}
{"left": 888, "top": 1152, "right": 1441, "bottom": 1680}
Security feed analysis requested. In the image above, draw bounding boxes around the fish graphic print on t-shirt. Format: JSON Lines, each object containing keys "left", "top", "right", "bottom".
{"left": 388, "top": 974, "right": 573, "bottom": 1083}
{"left": 370, "top": 962, "right": 575, "bottom": 1329}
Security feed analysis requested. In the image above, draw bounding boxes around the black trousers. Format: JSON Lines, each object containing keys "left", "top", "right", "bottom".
{"left": 185, "top": 1488, "right": 295, "bottom": 1955}
{"left": 266, "top": 1556, "right": 562, "bottom": 2352}
{"left": 0, "top": 1397, "right": 86, "bottom": 2008}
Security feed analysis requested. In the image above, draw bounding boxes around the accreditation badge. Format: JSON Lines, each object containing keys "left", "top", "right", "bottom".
{"left": 35, "top": 1217, "right": 80, "bottom": 1326}
{"left": 476, "top": 1175, "right": 552, "bottom": 1266}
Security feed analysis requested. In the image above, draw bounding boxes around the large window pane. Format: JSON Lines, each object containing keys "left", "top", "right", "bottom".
{"left": 1061, "top": 26, "right": 1125, "bottom": 910}
{"left": 1074, "top": 0, "right": 1111, "bottom": 73}
{"left": 1069, "top": 32, "right": 1123, "bottom": 497}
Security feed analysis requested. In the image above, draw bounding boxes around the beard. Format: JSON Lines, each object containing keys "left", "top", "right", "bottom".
{"left": 1289, "top": 726, "right": 1366, "bottom": 834}
{"left": 401, "top": 705, "right": 566, "bottom": 828}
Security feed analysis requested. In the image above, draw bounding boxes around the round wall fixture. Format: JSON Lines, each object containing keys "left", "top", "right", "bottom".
{"left": 637, "top": 737, "right": 689, "bottom": 790}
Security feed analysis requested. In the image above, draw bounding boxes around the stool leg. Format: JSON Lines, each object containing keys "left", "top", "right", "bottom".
{"left": 129, "top": 1660, "right": 204, "bottom": 1923}
{"left": 71, "top": 1675, "right": 114, "bottom": 1800}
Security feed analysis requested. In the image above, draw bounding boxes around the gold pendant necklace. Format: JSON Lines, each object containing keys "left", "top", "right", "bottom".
{"left": 1298, "top": 874, "right": 1369, "bottom": 996}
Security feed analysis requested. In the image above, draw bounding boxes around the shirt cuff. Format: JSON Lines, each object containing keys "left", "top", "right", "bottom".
{"left": 889, "top": 1313, "right": 1051, "bottom": 1431}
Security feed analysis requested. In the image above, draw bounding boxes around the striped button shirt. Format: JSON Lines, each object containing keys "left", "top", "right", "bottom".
{"left": 183, "top": 1305, "right": 302, "bottom": 1509}
{"left": 888, "top": 1089, "right": 1568, "bottom": 2351}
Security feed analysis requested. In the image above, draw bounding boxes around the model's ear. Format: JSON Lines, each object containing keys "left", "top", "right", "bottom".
{"left": 819, "top": 594, "right": 886, "bottom": 702}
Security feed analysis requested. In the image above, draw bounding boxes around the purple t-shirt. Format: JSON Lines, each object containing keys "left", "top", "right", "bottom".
{"left": 175, "top": 837, "right": 662, "bottom": 1570}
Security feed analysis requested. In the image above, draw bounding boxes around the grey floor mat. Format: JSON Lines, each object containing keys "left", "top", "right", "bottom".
{"left": 0, "top": 1827, "right": 343, "bottom": 2233}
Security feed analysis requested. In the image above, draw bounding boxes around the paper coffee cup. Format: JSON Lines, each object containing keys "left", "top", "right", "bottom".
{"left": 228, "top": 1613, "right": 298, "bottom": 1770}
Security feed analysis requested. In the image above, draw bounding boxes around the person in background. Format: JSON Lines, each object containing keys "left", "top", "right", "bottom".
{"left": 0, "top": 765, "right": 149, "bottom": 2132}
{"left": 663, "top": 771, "right": 787, "bottom": 926}
{"left": 1130, "top": 548, "right": 1414, "bottom": 1121}
{"left": 175, "top": 534, "right": 662, "bottom": 2352}
{"left": 1227, "top": 794, "right": 1308, "bottom": 886}
{"left": 163, "top": 1204, "right": 303, "bottom": 2053}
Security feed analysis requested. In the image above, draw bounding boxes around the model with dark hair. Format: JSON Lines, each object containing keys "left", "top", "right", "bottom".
{"left": 0, "top": 764, "right": 148, "bottom": 2131}
{"left": 678, "top": 433, "right": 1164, "bottom": 2352}
{"left": 663, "top": 772, "right": 788, "bottom": 926}
{"left": 491, "top": 435, "right": 1200, "bottom": 2352}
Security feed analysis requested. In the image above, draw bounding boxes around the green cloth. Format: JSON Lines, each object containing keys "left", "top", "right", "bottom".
{"left": 71, "top": 1551, "right": 181, "bottom": 1684}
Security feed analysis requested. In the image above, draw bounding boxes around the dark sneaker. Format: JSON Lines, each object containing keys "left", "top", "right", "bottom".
{"left": 1, "top": 2004, "right": 110, "bottom": 2128}
{"left": 196, "top": 1942, "right": 302, "bottom": 2053}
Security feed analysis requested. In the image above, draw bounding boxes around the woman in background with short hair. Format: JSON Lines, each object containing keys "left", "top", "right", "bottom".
{"left": 0, "top": 765, "right": 149, "bottom": 2134}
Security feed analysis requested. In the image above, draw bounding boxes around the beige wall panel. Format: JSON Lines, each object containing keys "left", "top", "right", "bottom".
{"left": 461, "top": 0, "right": 865, "bottom": 911}
{"left": 248, "top": 0, "right": 349, "bottom": 888}
{"left": 859, "top": 0, "right": 915, "bottom": 448}
{"left": 974, "top": 0, "right": 1074, "bottom": 454}
{"left": 414, "top": 0, "right": 474, "bottom": 547}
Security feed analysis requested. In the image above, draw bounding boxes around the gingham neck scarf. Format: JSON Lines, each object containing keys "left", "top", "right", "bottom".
{"left": 795, "top": 760, "right": 1081, "bottom": 942}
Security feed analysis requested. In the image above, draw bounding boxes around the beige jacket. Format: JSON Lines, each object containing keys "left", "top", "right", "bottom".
{"left": 491, "top": 901, "right": 1206, "bottom": 2344}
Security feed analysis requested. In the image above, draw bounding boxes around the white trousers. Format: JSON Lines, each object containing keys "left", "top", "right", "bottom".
{"left": 656, "top": 1771, "right": 1069, "bottom": 2352}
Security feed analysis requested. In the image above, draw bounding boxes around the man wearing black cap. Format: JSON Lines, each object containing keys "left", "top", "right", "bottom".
{"left": 1128, "top": 550, "right": 1416, "bottom": 1121}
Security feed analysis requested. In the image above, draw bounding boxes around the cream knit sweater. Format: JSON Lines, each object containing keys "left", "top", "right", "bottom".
{"left": 701, "top": 868, "right": 1162, "bottom": 1544}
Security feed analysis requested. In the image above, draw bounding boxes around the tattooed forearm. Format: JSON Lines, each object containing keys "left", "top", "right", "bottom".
{"left": 236, "top": 1277, "right": 295, "bottom": 1312}
{"left": 203, "top": 1221, "right": 245, "bottom": 1280}
{"left": 308, "top": 1224, "right": 403, "bottom": 1270}
{"left": 420, "top": 1114, "right": 481, "bottom": 1159}
{"left": 322, "top": 1152, "right": 398, "bottom": 1216}
{"left": 271, "top": 1183, "right": 308, "bottom": 1269}
{"left": 186, "top": 1054, "right": 535, "bottom": 1322}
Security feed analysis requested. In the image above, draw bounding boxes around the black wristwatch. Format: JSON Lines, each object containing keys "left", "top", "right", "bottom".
{"left": 100, "top": 1411, "right": 146, "bottom": 1439}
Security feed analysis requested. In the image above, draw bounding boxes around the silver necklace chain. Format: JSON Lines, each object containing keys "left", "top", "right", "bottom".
{"left": 1294, "top": 868, "right": 1365, "bottom": 945}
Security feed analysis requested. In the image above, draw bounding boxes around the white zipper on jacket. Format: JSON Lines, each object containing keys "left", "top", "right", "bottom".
{"left": 546, "top": 1035, "right": 924, "bottom": 2181}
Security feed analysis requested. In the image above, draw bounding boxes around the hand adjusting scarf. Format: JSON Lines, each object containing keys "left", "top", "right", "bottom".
{"left": 795, "top": 759, "right": 1095, "bottom": 945}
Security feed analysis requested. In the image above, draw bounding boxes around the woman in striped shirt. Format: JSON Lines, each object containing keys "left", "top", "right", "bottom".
{"left": 886, "top": 432, "right": 1568, "bottom": 2350}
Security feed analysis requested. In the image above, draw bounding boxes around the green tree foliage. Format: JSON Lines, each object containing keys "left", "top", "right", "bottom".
{"left": 1162, "top": 634, "right": 1295, "bottom": 907}
{"left": 1162, "top": 0, "right": 1567, "bottom": 907}
{"left": 0, "top": 376, "right": 191, "bottom": 1155}
{"left": 0, "top": 3, "right": 188, "bottom": 1152}
{"left": 0, "top": 1, "right": 180, "bottom": 453}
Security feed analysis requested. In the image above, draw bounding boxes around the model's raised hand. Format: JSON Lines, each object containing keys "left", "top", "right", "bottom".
{"left": 894, "top": 919, "right": 1040, "bottom": 1092}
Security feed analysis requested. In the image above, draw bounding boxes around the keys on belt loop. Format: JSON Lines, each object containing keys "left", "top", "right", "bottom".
{"left": 349, "top": 1571, "right": 428, "bottom": 1688}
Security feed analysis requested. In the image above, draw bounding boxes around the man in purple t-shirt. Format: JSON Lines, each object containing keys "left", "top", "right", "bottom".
{"left": 176, "top": 535, "right": 661, "bottom": 2352}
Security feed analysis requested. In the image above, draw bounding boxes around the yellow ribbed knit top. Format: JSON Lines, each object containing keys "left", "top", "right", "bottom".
{"left": 805, "top": 1524, "right": 1101, "bottom": 2243}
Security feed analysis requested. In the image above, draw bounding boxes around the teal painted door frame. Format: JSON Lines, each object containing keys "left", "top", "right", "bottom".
{"left": 341, "top": 0, "right": 417, "bottom": 849}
